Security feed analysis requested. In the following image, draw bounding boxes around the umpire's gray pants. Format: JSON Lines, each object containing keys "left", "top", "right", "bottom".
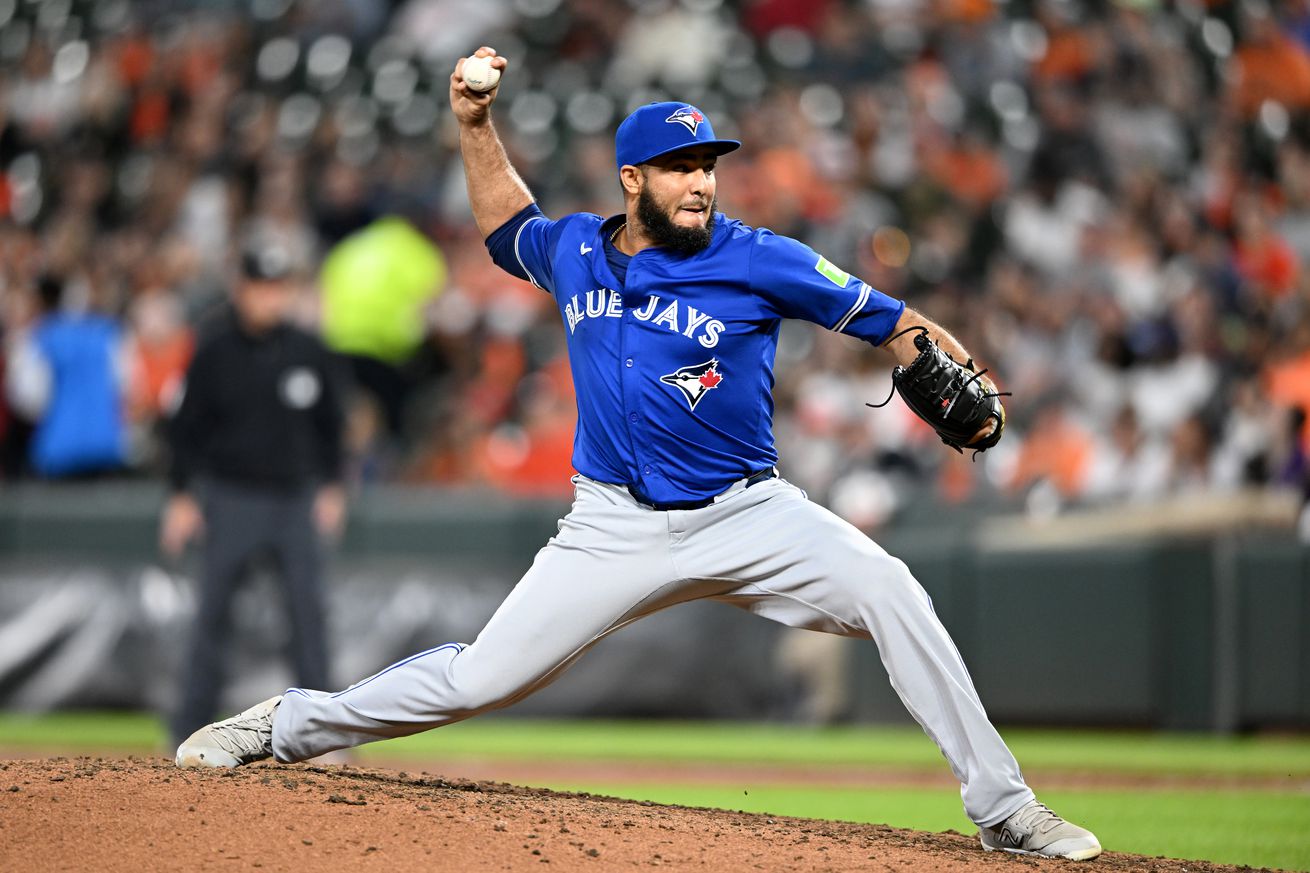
{"left": 274, "top": 475, "right": 1033, "bottom": 826}
{"left": 174, "top": 480, "right": 330, "bottom": 742}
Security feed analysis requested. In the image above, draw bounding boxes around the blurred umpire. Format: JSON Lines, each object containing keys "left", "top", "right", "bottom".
{"left": 161, "top": 241, "right": 347, "bottom": 745}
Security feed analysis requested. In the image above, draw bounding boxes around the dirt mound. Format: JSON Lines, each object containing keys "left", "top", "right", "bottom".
{"left": 0, "top": 757, "right": 1280, "bottom": 872}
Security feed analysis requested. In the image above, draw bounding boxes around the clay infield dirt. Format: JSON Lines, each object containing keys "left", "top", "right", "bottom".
{"left": 0, "top": 757, "right": 1287, "bottom": 872}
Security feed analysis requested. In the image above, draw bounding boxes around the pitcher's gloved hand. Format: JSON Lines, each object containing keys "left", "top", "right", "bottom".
{"left": 869, "top": 327, "right": 1009, "bottom": 455}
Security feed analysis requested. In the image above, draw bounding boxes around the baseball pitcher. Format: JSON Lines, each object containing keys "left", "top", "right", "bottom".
{"left": 177, "top": 47, "right": 1100, "bottom": 861}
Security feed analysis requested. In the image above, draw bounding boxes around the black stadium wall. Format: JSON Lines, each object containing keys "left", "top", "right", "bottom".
{"left": 0, "top": 483, "right": 1306, "bottom": 731}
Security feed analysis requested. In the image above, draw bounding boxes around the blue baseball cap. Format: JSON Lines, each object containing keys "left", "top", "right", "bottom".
{"left": 614, "top": 102, "right": 740, "bottom": 172}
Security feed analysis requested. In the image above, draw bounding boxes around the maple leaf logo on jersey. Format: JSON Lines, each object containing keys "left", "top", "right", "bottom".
{"left": 660, "top": 359, "right": 724, "bottom": 411}
{"left": 665, "top": 106, "right": 705, "bottom": 134}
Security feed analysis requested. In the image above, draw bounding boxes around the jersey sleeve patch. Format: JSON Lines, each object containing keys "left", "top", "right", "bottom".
{"left": 814, "top": 256, "right": 851, "bottom": 288}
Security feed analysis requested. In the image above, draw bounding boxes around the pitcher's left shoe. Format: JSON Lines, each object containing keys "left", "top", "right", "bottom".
{"left": 980, "top": 799, "right": 1102, "bottom": 860}
{"left": 175, "top": 696, "right": 281, "bottom": 769}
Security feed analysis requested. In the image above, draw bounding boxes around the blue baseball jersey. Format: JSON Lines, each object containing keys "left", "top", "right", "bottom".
{"left": 487, "top": 206, "right": 905, "bottom": 504}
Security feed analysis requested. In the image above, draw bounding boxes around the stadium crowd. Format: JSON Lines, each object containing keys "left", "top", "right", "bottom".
{"left": 1, "top": 0, "right": 1308, "bottom": 531}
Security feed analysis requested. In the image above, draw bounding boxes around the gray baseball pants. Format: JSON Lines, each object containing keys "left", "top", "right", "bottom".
{"left": 273, "top": 475, "right": 1034, "bottom": 826}
{"left": 174, "top": 480, "right": 330, "bottom": 743}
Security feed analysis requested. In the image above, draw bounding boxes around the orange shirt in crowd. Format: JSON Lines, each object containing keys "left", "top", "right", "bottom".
{"left": 936, "top": 0, "right": 995, "bottom": 25}
{"left": 1235, "top": 233, "right": 1301, "bottom": 299}
{"left": 756, "top": 147, "right": 842, "bottom": 223}
{"left": 131, "top": 89, "right": 171, "bottom": 144}
{"left": 1265, "top": 351, "right": 1310, "bottom": 450}
{"left": 923, "top": 144, "right": 1008, "bottom": 207}
{"left": 475, "top": 420, "right": 577, "bottom": 498}
{"left": 128, "top": 330, "right": 193, "bottom": 422}
{"left": 938, "top": 452, "right": 979, "bottom": 504}
{"left": 1232, "top": 34, "right": 1310, "bottom": 118}
{"left": 1034, "top": 28, "right": 1098, "bottom": 83}
{"left": 115, "top": 35, "right": 153, "bottom": 86}
{"left": 1008, "top": 413, "right": 1095, "bottom": 498}
{"left": 475, "top": 359, "right": 577, "bottom": 497}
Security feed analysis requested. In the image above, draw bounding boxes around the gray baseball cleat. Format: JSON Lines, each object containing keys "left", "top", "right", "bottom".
{"left": 979, "top": 799, "right": 1102, "bottom": 860}
{"left": 175, "top": 695, "right": 282, "bottom": 769}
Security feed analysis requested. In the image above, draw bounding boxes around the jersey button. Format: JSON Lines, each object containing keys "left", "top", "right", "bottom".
{"left": 642, "top": 465, "right": 652, "bottom": 475}
{"left": 625, "top": 358, "right": 634, "bottom": 368}
{"left": 629, "top": 413, "right": 639, "bottom": 422}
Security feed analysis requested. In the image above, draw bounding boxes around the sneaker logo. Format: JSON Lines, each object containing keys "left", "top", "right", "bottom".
{"left": 999, "top": 827, "right": 1023, "bottom": 847}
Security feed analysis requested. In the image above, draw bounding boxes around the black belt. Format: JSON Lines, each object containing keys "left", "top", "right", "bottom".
{"left": 627, "top": 468, "right": 777, "bottom": 511}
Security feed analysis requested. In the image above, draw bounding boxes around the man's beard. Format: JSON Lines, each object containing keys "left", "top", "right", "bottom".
{"left": 635, "top": 188, "right": 717, "bottom": 255}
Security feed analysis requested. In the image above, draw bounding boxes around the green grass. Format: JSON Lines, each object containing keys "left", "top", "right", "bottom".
{"left": 547, "top": 783, "right": 1310, "bottom": 871}
{"left": 0, "top": 710, "right": 167, "bottom": 751}
{"left": 2, "top": 713, "right": 1308, "bottom": 869}
{"left": 5, "top": 714, "right": 1310, "bottom": 777}
{"left": 353, "top": 719, "right": 1310, "bottom": 778}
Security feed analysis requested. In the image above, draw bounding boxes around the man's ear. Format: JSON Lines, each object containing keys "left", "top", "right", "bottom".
{"left": 620, "top": 164, "right": 643, "bottom": 196}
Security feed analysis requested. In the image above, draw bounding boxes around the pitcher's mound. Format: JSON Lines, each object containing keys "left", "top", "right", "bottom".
{"left": 0, "top": 757, "right": 1276, "bottom": 872}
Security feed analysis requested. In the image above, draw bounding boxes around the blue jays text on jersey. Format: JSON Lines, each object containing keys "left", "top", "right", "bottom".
{"left": 562, "top": 289, "right": 726, "bottom": 349}
{"left": 485, "top": 205, "right": 905, "bottom": 505}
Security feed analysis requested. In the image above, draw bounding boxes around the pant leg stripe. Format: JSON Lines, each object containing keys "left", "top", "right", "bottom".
{"left": 308, "top": 643, "right": 467, "bottom": 700}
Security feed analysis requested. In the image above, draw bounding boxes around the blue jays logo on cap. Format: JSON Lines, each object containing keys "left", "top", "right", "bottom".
{"left": 615, "top": 101, "right": 741, "bottom": 172}
{"left": 665, "top": 106, "right": 705, "bottom": 134}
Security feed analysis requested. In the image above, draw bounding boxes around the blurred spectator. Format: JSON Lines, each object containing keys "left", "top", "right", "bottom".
{"left": 1004, "top": 153, "right": 1107, "bottom": 278}
{"left": 1229, "top": 0, "right": 1310, "bottom": 118}
{"left": 1085, "top": 405, "right": 1171, "bottom": 504}
{"left": 472, "top": 366, "right": 576, "bottom": 497}
{"left": 1232, "top": 192, "right": 1301, "bottom": 301}
{"left": 162, "top": 242, "right": 346, "bottom": 745}
{"left": 1161, "top": 414, "right": 1237, "bottom": 496}
{"left": 319, "top": 216, "right": 446, "bottom": 442}
{"left": 1031, "top": 0, "right": 1101, "bottom": 87}
{"left": 1007, "top": 402, "right": 1097, "bottom": 502}
{"left": 7, "top": 40, "right": 82, "bottom": 140}
{"left": 1264, "top": 319, "right": 1310, "bottom": 454}
{"left": 5, "top": 275, "right": 130, "bottom": 478}
{"left": 312, "top": 160, "right": 377, "bottom": 246}
{"left": 125, "top": 289, "right": 193, "bottom": 450}
{"left": 1, "top": 278, "right": 43, "bottom": 477}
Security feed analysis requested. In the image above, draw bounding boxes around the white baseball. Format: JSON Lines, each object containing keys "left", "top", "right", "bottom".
{"left": 462, "top": 55, "right": 501, "bottom": 93}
